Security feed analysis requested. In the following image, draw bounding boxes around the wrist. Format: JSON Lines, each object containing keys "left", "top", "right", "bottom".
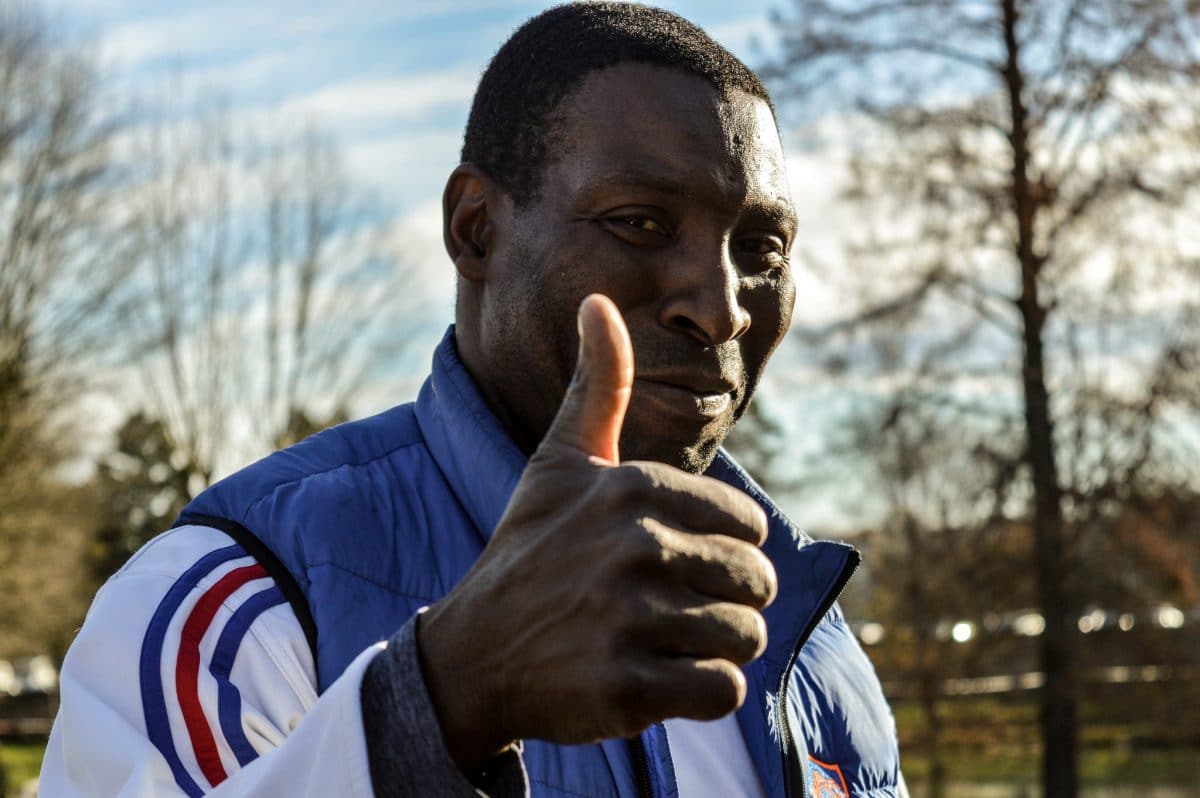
{"left": 415, "top": 602, "right": 516, "bottom": 771}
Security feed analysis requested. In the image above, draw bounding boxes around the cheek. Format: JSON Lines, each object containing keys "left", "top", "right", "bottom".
{"left": 744, "top": 271, "right": 796, "bottom": 355}
{"left": 519, "top": 263, "right": 593, "bottom": 384}
{"left": 778, "top": 277, "right": 797, "bottom": 337}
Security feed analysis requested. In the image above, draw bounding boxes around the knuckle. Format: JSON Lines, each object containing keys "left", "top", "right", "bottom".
{"left": 732, "top": 494, "right": 769, "bottom": 545}
{"left": 748, "top": 548, "right": 778, "bottom": 607}
{"left": 748, "top": 503, "right": 769, "bottom": 545}
{"left": 695, "top": 475, "right": 737, "bottom": 507}
{"left": 607, "top": 463, "right": 653, "bottom": 498}
{"left": 608, "top": 590, "right": 658, "bottom": 648}
{"left": 726, "top": 606, "right": 768, "bottom": 662}
{"left": 611, "top": 664, "right": 654, "bottom": 712}
{"left": 713, "top": 486, "right": 767, "bottom": 543}
{"left": 626, "top": 460, "right": 671, "bottom": 489}
{"left": 623, "top": 518, "right": 673, "bottom": 570}
{"left": 714, "top": 541, "right": 775, "bottom": 607}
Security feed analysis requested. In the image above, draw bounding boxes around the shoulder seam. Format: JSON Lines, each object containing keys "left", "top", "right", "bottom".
{"left": 306, "top": 561, "right": 437, "bottom": 603}
{"left": 115, "top": 524, "right": 234, "bottom": 576}
{"left": 239, "top": 430, "right": 427, "bottom": 524}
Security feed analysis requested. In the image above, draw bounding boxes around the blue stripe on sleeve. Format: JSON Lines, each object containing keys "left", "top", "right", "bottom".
{"left": 139, "top": 544, "right": 246, "bottom": 798}
{"left": 209, "top": 586, "right": 288, "bottom": 767}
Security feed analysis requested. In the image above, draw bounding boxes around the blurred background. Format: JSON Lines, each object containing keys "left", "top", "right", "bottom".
{"left": 1, "top": 1, "right": 1198, "bottom": 796}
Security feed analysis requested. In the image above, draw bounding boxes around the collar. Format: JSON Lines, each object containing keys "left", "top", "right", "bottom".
{"left": 413, "top": 326, "right": 529, "bottom": 547}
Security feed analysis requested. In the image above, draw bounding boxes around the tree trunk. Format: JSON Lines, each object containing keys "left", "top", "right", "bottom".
{"left": 1001, "top": 0, "right": 1079, "bottom": 795}
{"left": 903, "top": 517, "right": 945, "bottom": 798}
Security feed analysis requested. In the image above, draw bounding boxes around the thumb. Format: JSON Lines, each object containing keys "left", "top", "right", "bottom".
{"left": 540, "top": 294, "right": 633, "bottom": 464}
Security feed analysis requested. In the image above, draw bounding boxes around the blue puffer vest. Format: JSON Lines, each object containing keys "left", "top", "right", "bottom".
{"left": 178, "top": 328, "right": 902, "bottom": 798}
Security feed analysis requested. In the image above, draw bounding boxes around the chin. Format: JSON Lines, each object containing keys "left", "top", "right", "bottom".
{"left": 620, "top": 431, "right": 725, "bottom": 474}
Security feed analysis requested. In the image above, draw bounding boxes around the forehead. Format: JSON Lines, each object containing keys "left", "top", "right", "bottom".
{"left": 547, "top": 63, "right": 792, "bottom": 214}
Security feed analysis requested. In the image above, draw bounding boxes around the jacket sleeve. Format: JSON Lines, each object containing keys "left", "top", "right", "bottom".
{"left": 38, "top": 525, "right": 527, "bottom": 798}
{"left": 361, "top": 618, "right": 527, "bottom": 798}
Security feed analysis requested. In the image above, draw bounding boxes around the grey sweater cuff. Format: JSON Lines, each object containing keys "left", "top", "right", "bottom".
{"left": 360, "top": 615, "right": 528, "bottom": 798}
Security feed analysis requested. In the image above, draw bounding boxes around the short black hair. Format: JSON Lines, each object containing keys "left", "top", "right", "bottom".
{"left": 461, "top": 2, "right": 774, "bottom": 206}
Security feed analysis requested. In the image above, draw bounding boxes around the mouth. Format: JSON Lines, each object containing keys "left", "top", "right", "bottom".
{"left": 634, "top": 376, "right": 737, "bottom": 420}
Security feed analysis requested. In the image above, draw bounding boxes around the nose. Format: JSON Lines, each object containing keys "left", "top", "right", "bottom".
{"left": 658, "top": 239, "right": 751, "bottom": 346}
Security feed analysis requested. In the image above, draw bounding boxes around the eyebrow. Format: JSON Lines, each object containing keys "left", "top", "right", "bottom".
{"left": 593, "top": 169, "right": 798, "bottom": 232}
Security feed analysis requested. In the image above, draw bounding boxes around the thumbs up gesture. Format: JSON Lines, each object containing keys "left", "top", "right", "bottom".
{"left": 417, "top": 295, "right": 778, "bottom": 771}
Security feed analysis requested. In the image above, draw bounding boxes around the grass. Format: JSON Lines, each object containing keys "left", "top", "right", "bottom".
{"left": 901, "top": 749, "right": 1200, "bottom": 785}
{"left": 0, "top": 740, "right": 45, "bottom": 790}
{"left": 4, "top": 715, "right": 1197, "bottom": 793}
{"left": 1079, "top": 749, "right": 1200, "bottom": 785}
{"left": 887, "top": 694, "right": 1200, "bottom": 790}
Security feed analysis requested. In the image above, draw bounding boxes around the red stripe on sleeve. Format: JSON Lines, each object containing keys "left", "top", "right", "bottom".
{"left": 175, "top": 563, "right": 268, "bottom": 788}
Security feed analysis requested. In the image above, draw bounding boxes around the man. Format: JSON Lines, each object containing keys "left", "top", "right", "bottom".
{"left": 42, "top": 4, "right": 903, "bottom": 797}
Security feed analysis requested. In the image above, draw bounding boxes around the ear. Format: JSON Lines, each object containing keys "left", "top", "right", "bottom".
{"left": 442, "top": 164, "right": 501, "bottom": 282}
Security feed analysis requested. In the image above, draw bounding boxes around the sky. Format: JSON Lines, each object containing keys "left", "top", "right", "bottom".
{"left": 47, "top": 0, "right": 850, "bottom": 333}
{"left": 53, "top": 0, "right": 787, "bottom": 209}
{"left": 45, "top": 0, "right": 864, "bottom": 528}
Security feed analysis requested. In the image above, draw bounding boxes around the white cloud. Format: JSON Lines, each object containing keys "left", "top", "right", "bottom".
{"left": 337, "top": 130, "right": 463, "bottom": 202}
{"left": 92, "top": 0, "right": 532, "bottom": 72}
{"left": 280, "top": 69, "right": 478, "bottom": 125}
{"left": 784, "top": 147, "right": 857, "bottom": 328}
{"left": 382, "top": 198, "right": 456, "bottom": 309}
{"left": 180, "top": 49, "right": 306, "bottom": 95}
{"left": 343, "top": 199, "right": 458, "bottom": 416}
{"left": 99, "top": 7, "right": 260, "bottom": 66}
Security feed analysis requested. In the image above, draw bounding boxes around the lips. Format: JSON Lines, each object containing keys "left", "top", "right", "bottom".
{"left": 637, "top": 370, "right": 738, "bottom": 395}
{"left": 634, "top": 374, "right": 739, "bottom": 420}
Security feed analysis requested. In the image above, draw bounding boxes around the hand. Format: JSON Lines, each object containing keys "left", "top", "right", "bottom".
{"left": 417, "top": 294, "right": 777, "bottom": 770}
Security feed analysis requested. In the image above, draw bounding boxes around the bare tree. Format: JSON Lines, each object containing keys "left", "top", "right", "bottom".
{"left": 836, "top": 388, "right": 1031, "bottom": 798}
{"left": 87, "top": 412, "right": 194, "bottom": 590}
{"left": 723, "top": 398, "right": 791, "bottom": 493}
{"left": 0, "top": 2, "right": 131, "bottom": 655}
{"left": 767, "top": 2, "right": 1200, "bottom": 794}
{"left": 0, "top": 9, "right": 133, "bottom": 789}
{"left": 123, "top": 90, "right": 411, "bottom": 485}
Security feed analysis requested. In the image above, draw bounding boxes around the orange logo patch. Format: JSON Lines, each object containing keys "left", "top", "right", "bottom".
{"left": 808, "top": 757, "right": 849, "bottom": 798}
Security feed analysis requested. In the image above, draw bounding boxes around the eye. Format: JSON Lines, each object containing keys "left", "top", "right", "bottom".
{"left": 736, "top": 234, "right": 790, "bottom": 269}
{"left": 615, "top": 215, "right": 669, "bottom": 235}
{"left": 598, "top": 210, "right": 674, "bottom": 246}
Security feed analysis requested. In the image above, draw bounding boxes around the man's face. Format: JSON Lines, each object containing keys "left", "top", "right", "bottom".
{"left": 474, "top": 63, "right": 797, "bottom": 473}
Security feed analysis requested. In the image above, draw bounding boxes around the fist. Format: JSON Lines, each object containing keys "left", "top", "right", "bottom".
{"left": 417, "top": 295, "right": 777, "bottom": 769}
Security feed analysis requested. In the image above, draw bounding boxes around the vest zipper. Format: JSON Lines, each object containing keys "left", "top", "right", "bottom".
{"left": 777, "top": 552, "right": 860, "bottom": 798}
{"left": 629, "top": 734, "right": 654, "bottom": 798}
